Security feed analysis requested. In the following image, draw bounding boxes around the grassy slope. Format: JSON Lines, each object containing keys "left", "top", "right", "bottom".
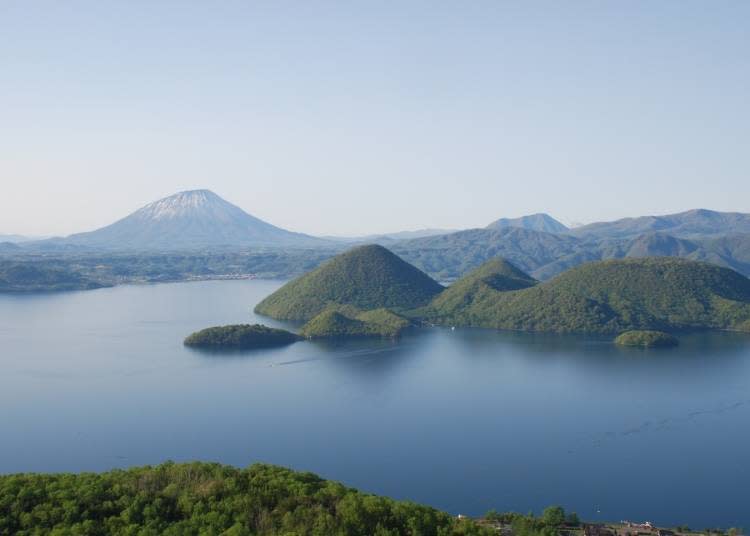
{"left": 427, "top": 257, "right": 750, "bottom": 334}
{"left": 255, "top": 245, "right": 443, "bottom": 321}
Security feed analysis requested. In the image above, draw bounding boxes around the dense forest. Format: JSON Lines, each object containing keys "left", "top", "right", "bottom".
{"left": 423, "top": 257, "right": 750, "bottom": 334}
{"left": 184, "top": 324, "right": 301, "bottom": 349}
{"left": 614, "top": 330, "right": 679, "bottom": 348}
{"left": 257, "top": 246, "right": 750, "bottom": 336}
{"left": 0, "top": 462, "right": 502, "bottom": 535}
{"left": 301, "top": 307, "right": 411, "bottom": 339}
{"left": 255, "top": 245, "right": 443, "bottom": 321}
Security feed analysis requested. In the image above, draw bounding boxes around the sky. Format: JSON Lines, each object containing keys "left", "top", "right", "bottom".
{"left": 1, "top": 1, "right": 749, "bottom": 237}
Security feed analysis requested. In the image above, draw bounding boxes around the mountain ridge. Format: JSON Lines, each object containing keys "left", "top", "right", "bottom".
{"left": 570, "top": 208, "right": 750, "bottom": 239}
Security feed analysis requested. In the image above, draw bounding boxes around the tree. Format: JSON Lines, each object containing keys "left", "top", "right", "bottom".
{"left": 541, "top": 506, "right": 566, "bottom": 527}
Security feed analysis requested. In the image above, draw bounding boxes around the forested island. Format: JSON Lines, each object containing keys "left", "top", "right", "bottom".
{"left": 255, "top": 245, "right": 750, "bottom": 338}
{"left": 184, "top": 324, "right": 301, "bottom": 349}
{"left": 254, "top": 244, "right": 443, "bottom": 321}
{"left": 615, "top": 330, "right": 679, "bottom": 348}
{"left": 187, "top": 245, "right": 750, "bottom": 345}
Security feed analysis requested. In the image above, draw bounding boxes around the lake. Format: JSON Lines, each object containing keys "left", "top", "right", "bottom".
{"left": 1, "top": 279, "right": 749, "bottom": 529}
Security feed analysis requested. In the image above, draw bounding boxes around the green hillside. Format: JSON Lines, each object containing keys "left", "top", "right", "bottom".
{"left": 426, "top": 258, "right": 537, "bottom": 320}
{"left": 0, "top": 461, "right": 493, "bottom": 535}
{"left": 301, "top": 307, "right": 411, "bottom": 339}
{"left": 255, "top": 245, "right": 443, "bottom": 321}
{"left": 427, "top": 257, "right": 750, "bottom": 333}
{"left": 184, "top": 324, "right": 301, "bottom": 349}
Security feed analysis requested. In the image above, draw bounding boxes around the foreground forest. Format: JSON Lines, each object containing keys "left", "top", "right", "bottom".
{"left": 2, "top": 462, "right": 739, "bottom": 536}
{"left": 0, "top": 461, "right": 535, "bottom": 535}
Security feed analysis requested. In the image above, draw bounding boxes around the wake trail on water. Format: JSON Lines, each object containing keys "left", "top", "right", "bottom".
{"left": 272, "top": 343, "right": 419, "bottom": 367}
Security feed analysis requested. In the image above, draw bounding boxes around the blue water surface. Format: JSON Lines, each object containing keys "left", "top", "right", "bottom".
{"left": 1, "top": 280, "right": 748, "bottom": 529}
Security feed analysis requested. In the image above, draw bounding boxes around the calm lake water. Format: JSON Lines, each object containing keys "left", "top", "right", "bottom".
{"left": 1, "top": 280, "right": 749, "bottom": 528}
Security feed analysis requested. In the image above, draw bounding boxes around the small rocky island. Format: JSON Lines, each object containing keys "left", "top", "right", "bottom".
{"left": 614, "top": 330, "right": 679, "bottom": 348}
{"left": 184, "top": 324, "right": 301, "bottom": 349}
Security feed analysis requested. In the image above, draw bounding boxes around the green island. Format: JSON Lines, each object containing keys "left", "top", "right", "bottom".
{"left": 2, "top": 461, "right": 731, "bottom": 536}
{"left": 184, "top": 324, "right": 301, "bottom": 349}
{"left": 254, "top": 245, "right": 444, "bottom": 321}
{"left": 615, "top": 330, "right": 679, "bottom": 348}
{"left": 257, "top": 246, "right": 750, "bottom": 336}
{"left": 301, "top": 306, "right": 412, "bottom": 339}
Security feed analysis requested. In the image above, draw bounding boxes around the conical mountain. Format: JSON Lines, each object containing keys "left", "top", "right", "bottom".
{"left": 486, "top": 213, "right": 568, "bottom": 233}
{"left": 428, "top": 258, "right": 537, "bottom": 317}
{"left": 57, "top": 189, "right": 327, "bottom": 250}
{"left": 255, "top": 244, "right": 444, "bottom": 321}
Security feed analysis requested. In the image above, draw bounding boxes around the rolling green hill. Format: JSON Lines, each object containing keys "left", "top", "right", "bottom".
{"left": 426, "top": 257, "right": 750, "bottom": 333}
{"left": 424, "top": 258, "right": 537, "bottom": 322}
{"left": 255, "top": 245, "right": 443, "bottom": 321}
{"left": 301, "top": 307, "right": 411, "bottom": 339}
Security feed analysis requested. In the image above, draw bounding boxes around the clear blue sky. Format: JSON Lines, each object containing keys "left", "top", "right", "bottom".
{"left": 2, "top": 1, "right": 748, "bottom": 236}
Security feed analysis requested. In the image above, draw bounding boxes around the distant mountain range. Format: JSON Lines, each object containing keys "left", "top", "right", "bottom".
{"left": 323, "top": 229, "right": 457, "bottom": 243}
{"left": 34, "top": 190, "right": 328, "bottom": 251}
{"left": 570, "top": 209, "right": 750, "bottom": 239}
{"left": 391, "top": 226, "right": 750, "bottom": 281}
{"left": 4, "top": 189, "right": 750, "bottom": 287}
{"left": 0, "top": 234, "right": 43, "bottom": 243}
{"left": 7, "top": 189, "right": 749, "bottom": 254}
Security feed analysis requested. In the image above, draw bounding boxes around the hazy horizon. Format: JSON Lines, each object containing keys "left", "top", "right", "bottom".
{"left": 3, "top": 186, "right": 749, "bottom": 240}
{"left": 3, "top": 2, "right": 749, "bottom": 236}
